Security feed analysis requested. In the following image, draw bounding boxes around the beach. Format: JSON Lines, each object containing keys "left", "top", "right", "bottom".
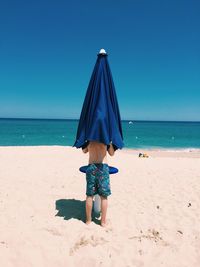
{"left": 0, "top": 146, "right": 200, "bottom": 267}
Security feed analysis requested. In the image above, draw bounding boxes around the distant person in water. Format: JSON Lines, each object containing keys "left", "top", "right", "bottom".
{"left": 82, "top": 141, "right": 115, "bottom": 227}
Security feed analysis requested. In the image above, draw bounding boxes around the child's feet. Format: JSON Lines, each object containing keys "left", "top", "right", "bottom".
{"left": 86, "top": 220, "right": 92, "bottom": 225}
{"left": 101, "top": 220, "right": 107, "bottom": 227}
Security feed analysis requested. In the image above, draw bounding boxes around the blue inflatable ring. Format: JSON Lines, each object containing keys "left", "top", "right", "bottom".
{"left": 79, "top": 165, "right": 118, "bottom": 174}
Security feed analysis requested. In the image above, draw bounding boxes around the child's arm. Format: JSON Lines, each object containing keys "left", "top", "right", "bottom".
{"left": 108, "top": 143, "right": 115, "bottom": 156}
{"left": 82, "top": 141, "right": 89, "bottom": 153}
{"left": 82, "top": 147, "right": 88, "bottom": 153}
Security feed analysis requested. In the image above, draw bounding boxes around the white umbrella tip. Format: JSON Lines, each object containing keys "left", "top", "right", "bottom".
{"left": 99, "top": 48, "right": 107, "bottom": 54}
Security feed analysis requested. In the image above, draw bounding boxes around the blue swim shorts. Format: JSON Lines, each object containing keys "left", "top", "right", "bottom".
{"left": 86, "top": 163, "right": 111, "bottom": 197}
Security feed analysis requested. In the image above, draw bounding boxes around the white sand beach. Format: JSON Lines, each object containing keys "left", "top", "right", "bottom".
{"left": 0, "top": 146, "right": 200, "bottom": 267}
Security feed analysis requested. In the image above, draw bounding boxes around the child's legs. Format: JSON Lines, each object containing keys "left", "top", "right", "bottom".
{"left": 85, "top": 164, "right": 97, "bottom": 224}
{"left": 100, "top": 196, "right": 108, "bottom": 225}
{"left": 86, "top": 196, "right": 93, "bottom": 223}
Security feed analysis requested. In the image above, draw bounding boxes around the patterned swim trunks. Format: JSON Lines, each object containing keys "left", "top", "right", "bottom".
{"left": 86, "top": 163, "right": 111, "bottom": 197}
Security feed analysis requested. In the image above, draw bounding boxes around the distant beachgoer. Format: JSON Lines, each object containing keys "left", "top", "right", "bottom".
{"left": 82, "top": 141, "right": 115, "bottom": 227}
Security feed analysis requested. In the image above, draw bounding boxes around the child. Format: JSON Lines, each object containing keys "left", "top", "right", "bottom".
{"left": 82, "top": 141, "right": 115, "bottom": 227}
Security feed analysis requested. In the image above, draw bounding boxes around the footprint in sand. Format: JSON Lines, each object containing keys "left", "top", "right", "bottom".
{"left": 43, "top": 228, "right": 62, "bottom": 236}
{"left": 128, "top": 228, "right": 169, "bottom": 246}
{"left": 70, "top": 235, "right": 108, "bottom": 255}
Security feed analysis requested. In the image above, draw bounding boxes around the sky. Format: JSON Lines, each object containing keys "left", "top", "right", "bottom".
{"left": 0, "top": 0, "right": 200, "bottom": 121}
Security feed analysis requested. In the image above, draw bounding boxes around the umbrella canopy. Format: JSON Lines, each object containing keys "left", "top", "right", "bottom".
{"left": 73, "top": 49, "right": 124, "bottom": 150}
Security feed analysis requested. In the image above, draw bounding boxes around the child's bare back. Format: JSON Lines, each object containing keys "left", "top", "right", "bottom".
{"left": 82, "top": 141, "right": 115, "bottom": 163}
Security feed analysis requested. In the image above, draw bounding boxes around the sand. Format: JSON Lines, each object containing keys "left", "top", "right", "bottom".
{"left": 0, "top": 146, "right": 200, "bottom": 267}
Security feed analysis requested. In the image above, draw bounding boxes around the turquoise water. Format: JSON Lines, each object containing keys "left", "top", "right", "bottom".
{"left": 0, "top": 118, "right": 200, "bottom": 149}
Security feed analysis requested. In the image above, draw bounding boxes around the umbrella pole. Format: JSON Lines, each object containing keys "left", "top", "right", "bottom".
{"left": 94, "top": 194, "right": 101, "bottom": 214}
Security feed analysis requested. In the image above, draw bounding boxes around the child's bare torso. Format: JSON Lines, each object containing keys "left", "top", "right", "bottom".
{"left": 88, "top": 141, "right": 108, "bottom": 164}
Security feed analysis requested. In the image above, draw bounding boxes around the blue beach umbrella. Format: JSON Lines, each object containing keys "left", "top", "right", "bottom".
{"left": 73, "top": 49, "right": 124, "bottom": 150}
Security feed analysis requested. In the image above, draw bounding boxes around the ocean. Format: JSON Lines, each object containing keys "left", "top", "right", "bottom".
{"left": 0, "top": 118, "right": 200, "bottom": 150}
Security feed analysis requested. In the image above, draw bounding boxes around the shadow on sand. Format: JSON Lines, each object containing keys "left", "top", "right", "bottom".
{"left": 55, "top": 199, "right": 100, "bottom": 225}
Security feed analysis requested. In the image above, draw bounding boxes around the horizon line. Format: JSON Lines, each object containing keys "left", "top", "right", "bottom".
{"left": 0, "top": 117, "right": 200, "bottom": 123}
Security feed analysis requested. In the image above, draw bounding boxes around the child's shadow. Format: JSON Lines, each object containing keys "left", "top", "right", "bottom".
{"left": 55, "top": 199, "right": 85, "bottom": 222}
{"left": 55, "top": 199, "right": 100, "bottom": 225}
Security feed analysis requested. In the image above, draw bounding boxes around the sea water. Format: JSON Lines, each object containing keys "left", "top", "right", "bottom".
{"left": 0, "top": 118, "right": 200, "bottom": 150}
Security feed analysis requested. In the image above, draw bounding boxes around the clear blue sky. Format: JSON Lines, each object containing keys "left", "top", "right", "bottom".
{"left": 0, "top": 0, "right": 199, "bottom": 121}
